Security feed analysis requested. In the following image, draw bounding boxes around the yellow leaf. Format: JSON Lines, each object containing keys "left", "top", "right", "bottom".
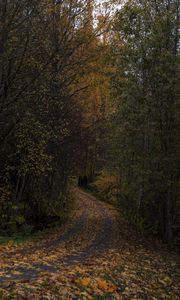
{"left": 79, "top": 277, "right": 91, "bottom": 286}
{"left": 97, "top": 279, "right": 109, "bottom": 290}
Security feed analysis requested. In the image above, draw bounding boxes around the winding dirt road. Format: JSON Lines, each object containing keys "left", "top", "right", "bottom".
{"left": 0, "top": 188, "right": 179, "bottom": 299}
{"left": 0, "top": 188, "right": 119, "bottom": 285}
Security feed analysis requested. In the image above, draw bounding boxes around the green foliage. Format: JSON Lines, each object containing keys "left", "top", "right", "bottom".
{"left": 0, "top": 0, "right": 99, "bottom": 235}
{"left": 108, "top": 0, "right": 179, "bottom": 242}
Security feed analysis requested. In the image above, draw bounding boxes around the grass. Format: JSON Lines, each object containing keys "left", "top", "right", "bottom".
{"left": 0, "top": 225, "right": 60, "bottom": 246}
{"left": 0, "top": 194, "right": 75, "bottom": 246}
{"left": 0, "top": 225, "right": 57, "bottom": 246}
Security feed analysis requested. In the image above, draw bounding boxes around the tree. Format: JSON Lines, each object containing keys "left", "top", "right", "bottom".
{"left": 0, "top": 0, "right": 107, "bottom": 231}
{"left": 109, "top": 0, "right": 179, "bottom": 242}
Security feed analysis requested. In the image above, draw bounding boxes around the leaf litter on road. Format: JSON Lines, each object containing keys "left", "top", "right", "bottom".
{"left": 0, "top": 189, "right": 179, "bottom": 299}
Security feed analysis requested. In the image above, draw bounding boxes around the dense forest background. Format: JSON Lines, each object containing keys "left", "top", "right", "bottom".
{"left": 0, "top": 0, "right": 179, "bottom": 245}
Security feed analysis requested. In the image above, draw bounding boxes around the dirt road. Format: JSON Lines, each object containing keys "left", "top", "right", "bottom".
{"left": 0, "top": 188, "right": 179, "bottom": 299}
{"left": 0, "top": 188, "right": 119, "bottom": 284}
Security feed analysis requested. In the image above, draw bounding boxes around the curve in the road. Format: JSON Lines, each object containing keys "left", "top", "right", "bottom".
{"left": 0, "top": 188, "right": 118, "bottom": 286}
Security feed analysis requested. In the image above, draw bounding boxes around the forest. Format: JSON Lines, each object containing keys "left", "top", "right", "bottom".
{"left": 0, "top": 0, "right": 179, "bottom": 299}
